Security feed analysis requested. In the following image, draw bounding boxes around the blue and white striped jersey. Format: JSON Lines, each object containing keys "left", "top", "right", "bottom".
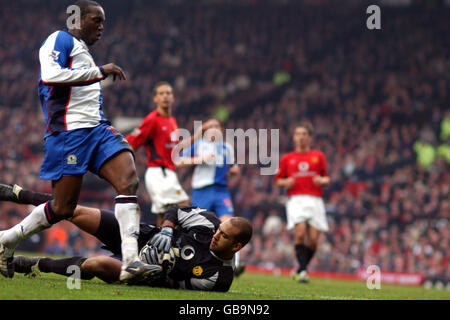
{"left": 38, "top": 30, "right": 108, "bottom": 137}
{"left": 184, "top": 139, "right": 234, "bottom": 189}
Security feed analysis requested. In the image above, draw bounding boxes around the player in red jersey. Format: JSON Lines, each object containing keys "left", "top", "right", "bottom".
{"left": 275, "top": 122, "right": 330, "bottom": 283}
{"left": 126, "top": 82, "right": 192, "bottom": 227}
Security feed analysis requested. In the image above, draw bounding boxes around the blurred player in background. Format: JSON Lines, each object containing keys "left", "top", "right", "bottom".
{"left": 176, "top": 118, "right": 239, "bottom": 222}
{"left": 126, "top": 82, "right": 210, "bottom": 226}
{"left": 0, "top": 0, "right": 160, "bottom": 282}
{"left": 275, "top": 122, "right": 330, "bottom": 283}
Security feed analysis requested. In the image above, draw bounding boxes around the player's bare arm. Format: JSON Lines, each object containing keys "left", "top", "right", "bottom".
{"left": 174, "top": 119, "right": 219, "bottom": 167}
{"left": 101, "top": 63, "right": 127, "bottom": 81}
{"left": 312, "top": 175, "right": 330, "bottom": 187}
{"left": 175, "top": 153, "right": 216, "bottom": 168}
{"left": 176, "top": 118, "right": 216, "bottom": 152}
{"left": 275, "top": 177, "right": 296, "bottom": 188}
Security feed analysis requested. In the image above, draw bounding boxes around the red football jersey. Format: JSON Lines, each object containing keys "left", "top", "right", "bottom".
{"left": 274, "top": 150, "right": 328, "bottom": 197}
{"left": 126, "top": 110, "right": 178, "bottom": 171}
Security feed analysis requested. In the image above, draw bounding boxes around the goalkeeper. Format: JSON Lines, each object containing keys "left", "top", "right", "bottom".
{"left": 0, "top": 184, "right": 252, "bottom": 292}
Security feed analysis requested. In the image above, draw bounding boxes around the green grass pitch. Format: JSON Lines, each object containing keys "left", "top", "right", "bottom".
{"left": 0, "top": 262, "right": 448, "bottom": 300}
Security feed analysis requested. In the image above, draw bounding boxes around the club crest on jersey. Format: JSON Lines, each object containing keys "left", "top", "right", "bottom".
{"left": 298, "top": 162, "right": 309, "bottom": 172}
{"left": 192, "top": 266, "right": 203, "bottom": 276}
{"left": 67, "top": 155, "right": 77, "bottom": 165}
{"left": 311, "top": 156, "right": 318, "bottom": 163}
{"left": 50, "top": 50, "right": 60, "bottom": 61}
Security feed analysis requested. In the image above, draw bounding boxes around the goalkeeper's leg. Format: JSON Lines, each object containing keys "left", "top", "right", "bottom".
{"left": 81, "top": 256, "right": 161, "bottom": 284}
{"left": 13, "top": 256, "right": 96, "bottom": 280}
{"left": 79, "top": 256, "right": 122, "bottom": 283}
{"left": 13, "top": 255, "right": 120, "bottom": 283}
{"left": 14, "top": 255, "right": 160, "bottom": 284}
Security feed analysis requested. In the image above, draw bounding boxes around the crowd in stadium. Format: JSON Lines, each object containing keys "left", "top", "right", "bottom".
{"left": 0, "top": 0, "right": 448, "bottom": 281}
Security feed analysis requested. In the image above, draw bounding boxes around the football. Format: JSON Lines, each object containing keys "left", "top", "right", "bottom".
{"left": 139, "top": 242, "right": 177, "bottom": 273}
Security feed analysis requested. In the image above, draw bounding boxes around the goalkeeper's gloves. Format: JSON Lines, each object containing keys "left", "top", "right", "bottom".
{"left": 150, "top": 226, "right": 173, "bottom": 254}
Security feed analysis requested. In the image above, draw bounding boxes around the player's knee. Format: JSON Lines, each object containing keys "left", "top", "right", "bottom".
{"left": 82, "top": 256, "right": 120, "bottom": 283}
{"left": 82, "top": 257, "right": 105, "bottom": 274}
{"left": 124, "top": 173, "right": 139, "bottom": 194}
{"left": 125, "top": 175, "right": 139, "bottom": 194}
{"left": 294, "top": 232, "right": 307, "bottom": 244}
{"left": 117, "top": 173, "right": 139, "bottom": 195}
{"left": 129, "top": 176, "right": 139, "bottom": 194}
{"left": 295, "top": 236, "right": 306, "bottom": 245}
{"left": 51, "top": 200, "right": 77, "bottom": 219}
{"left": 294, "top": 230, "right": 306, "bottom": 244}
{"left": 307, "top": 238, "right": 319, "bottom": 251}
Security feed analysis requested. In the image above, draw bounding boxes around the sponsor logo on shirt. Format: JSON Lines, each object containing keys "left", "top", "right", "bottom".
{"left": 50, "top": 50, "right": 60, "bottom": 61}
{"left": 298, "top": 162, "right": 309, "bottom": 172}
{"left": 292, "top": 161, "right": 316, "bottom": 177}
{"left": 181, "top": 245, "right": 195, "bottom": 260}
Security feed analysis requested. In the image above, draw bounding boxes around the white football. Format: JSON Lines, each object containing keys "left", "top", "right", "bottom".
{"left": 139, "top": 243, "right": 177, "bottom": 273}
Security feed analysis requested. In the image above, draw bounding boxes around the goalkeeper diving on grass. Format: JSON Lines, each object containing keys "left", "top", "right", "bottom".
{"left": 0, "top": 184, "right": 252, "bottom": 291}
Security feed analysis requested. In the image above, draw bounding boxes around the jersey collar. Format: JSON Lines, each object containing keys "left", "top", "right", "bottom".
{"left": 210, "top": 250, "right": 234, "bottom": 267}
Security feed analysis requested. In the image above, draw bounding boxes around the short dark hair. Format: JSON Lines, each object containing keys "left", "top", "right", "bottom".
{"left": 72, "top": 0, "right": 101, "bottom": 18}
{"left": 229, "top": 217, "right": 253, "bottom": 247}
{"left": 153, "top": 81, "right": 172, "bottom": 97}
{"left": 295, "top": 122, "right": 313, "bottom": 135}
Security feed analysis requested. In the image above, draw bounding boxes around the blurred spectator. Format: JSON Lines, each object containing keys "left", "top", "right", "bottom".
{"left": 413, "top": 139, "right": 436, "bottom": 170}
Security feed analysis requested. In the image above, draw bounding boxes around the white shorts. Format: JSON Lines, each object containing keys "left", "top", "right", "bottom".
{"left": 145, "top": 167, "right": 189, "bottom": 214}
{"left": 285, "top": 195, "right": 329, "bottom": 232}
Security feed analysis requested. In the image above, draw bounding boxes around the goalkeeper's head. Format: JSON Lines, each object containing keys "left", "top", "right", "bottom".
{"left": 210, "top": 217, "right": 253, "bottom": 260}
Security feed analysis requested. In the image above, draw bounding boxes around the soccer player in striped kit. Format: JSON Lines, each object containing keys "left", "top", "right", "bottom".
{"left": 176, "top": 118, "right": 239, "bottom": 222}
{"left": 275, "top": 122, "right": 330, "bottom": 283}
{"left": 0, "top": 0, "right": 161, "bottom": 283}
